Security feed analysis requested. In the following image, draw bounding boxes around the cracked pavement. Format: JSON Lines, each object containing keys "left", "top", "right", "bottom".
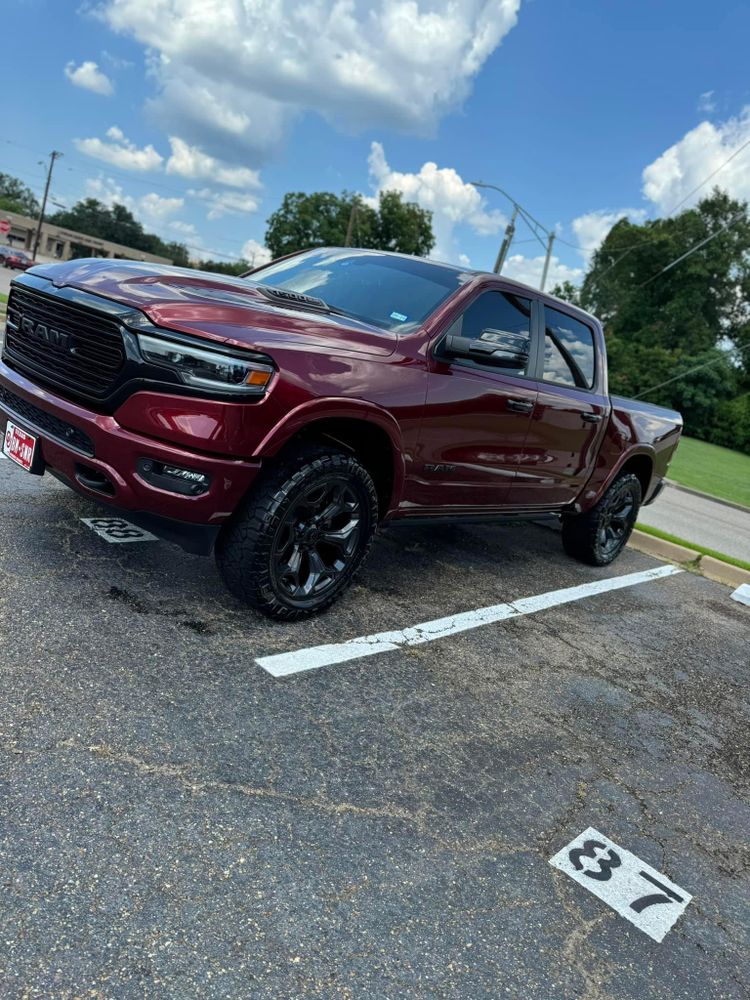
{"left": 0, "top": 457, "right": 748, "bottom": 999}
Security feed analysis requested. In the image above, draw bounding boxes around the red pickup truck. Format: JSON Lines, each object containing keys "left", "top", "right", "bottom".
{"left": 1, "top": 249, "right": 681, "bottom": 618}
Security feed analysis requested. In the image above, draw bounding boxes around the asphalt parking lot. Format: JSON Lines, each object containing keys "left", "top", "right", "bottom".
{"left": 0, "top": 454, "right": 748, "bottom": 999}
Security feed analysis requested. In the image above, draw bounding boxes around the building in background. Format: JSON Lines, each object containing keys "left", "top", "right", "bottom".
{"left": 0, "top": 209, "right": 172, "bottom": 265}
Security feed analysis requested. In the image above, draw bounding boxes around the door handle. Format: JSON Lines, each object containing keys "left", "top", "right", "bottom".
{"left": 507, "top": 398, "right": 534, "bottom": 413}
{"left": 581, "top": 412, "right": 602, "bottom": 423}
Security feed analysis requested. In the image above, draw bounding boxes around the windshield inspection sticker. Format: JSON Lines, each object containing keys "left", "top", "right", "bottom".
{"left": 549, "top": 827, "right": 692, "bottom": 942}
{"left": 389, "top": 311, "right": 408, "bottom": 322}
{"left": 81, "top": 517, "right": 158, "bottom": 544}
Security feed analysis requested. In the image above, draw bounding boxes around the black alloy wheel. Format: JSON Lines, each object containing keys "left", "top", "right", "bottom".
{"left": 561, "top": 472, "right": 642, "bottom": 566}
{"left": 271, "top": 477, "right": 363, "bottom": 603}
{"left": 216, "top": 444, "right": 378, "bottom": 619}
{"left": 596, "top": 486, "right": 637, "bottom": 560}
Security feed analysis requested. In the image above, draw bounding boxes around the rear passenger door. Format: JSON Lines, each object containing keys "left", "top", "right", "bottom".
{"left": 508, "top": 305, "right": 609, "bottom": 508}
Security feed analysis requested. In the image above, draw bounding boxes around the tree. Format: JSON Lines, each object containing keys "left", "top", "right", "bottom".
{"left": 0, "top": 172, "right": 40, "bottom": 217}
{"left": 265, "top": 190, "right": 434, "bottom": 259}
{"left": 50, "top": 198, "right": 188, "bottom": 265}
{"left": 372, "top": 190, "right": 435, "bottom": 256}
{"left": 577, "top": 189, "right": 750, "bottom": 451}
{"left": 549, "top": 280, "right": 581, "bottom": 306}
{"left": 580, "top": 189, "right": 750, "bottom": 358}
{"left": 198, "top": 258, "right": 250, "bottom": 276}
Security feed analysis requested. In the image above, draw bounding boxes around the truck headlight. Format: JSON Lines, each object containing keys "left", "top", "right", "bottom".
{"left": 136, "top": 333, "right": 274, "bottom": 395}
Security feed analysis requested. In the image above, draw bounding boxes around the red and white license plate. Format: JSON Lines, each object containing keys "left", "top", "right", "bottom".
{"left": 3, "top": 420, "right": 37, "bottom": 471}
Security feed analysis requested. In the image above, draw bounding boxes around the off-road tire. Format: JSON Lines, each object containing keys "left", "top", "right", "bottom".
{"left": 561, "top": 472, "right": 642, "bottom": 566}
{"left": 216, "top": 443, "right": 378, "bottom": 620}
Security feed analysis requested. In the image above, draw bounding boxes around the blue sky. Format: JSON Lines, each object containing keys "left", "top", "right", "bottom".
{"left": 2, "top": 0, "right": 749, "bottom": 283}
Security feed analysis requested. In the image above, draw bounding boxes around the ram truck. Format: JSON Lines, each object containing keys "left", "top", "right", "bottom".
{"left": 0, "top": 248, "right": 682, "bottom": 618}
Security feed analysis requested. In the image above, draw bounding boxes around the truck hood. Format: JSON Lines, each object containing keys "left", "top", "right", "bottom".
{"left": 29, "top": 258, "right": 397, "bottom": 358}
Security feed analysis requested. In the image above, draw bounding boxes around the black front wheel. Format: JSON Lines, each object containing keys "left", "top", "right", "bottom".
{"left": 216, "top": 444, "right": 378, "bottom": 619}
{"left": 561, "top": 472, "right": 642, "bottom": 566}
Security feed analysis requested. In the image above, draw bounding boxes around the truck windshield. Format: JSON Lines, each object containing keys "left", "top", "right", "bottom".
{"left": 247, "top": 248, "right": 472, "bottom": 332}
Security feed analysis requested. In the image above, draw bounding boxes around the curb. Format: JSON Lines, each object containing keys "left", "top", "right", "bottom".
{"left": 664, "top": 478, "right": 750, "bottom": 515}
{"left": 628, "top": 528, "right": 750, "bottom": 589}
{"left": 699, "top": 556, "right": 750, "bottom": 589}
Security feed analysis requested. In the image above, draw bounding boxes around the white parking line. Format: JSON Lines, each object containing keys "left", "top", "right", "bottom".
{"left": 256, "top": 564, "right": 683, "bottom": 677}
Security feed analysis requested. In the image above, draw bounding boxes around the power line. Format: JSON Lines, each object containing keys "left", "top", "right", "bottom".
{"left": 664, "top": 135, "right": 750, "bottom": 216}
{"left": 2, "top": 135, "right": 255, "bottom": 250}
{"left": 636, "top": 208, "right": 746, "bottom": 287}
{"left": 633, "top": 333, "right": 750, "bottom": 399}
{"left": 555, "top": 233, "right": 655, "bottom": 252}
{"left": 592, "top": 139, "right": 750, "bottom": 288}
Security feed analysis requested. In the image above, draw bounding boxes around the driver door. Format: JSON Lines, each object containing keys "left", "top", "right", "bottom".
{"left": 413, "top": 288, "right": 540, "bottom": 513}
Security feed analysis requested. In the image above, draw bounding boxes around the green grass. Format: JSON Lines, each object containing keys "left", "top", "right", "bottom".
{"left": 668, "top": 436, "right": 750, "bottom": 508}
{"left": 634, "top": 522, "right": 750, "bottom": 572}
{"left": 0, "top": 292, "right": 7, "bottom": 305}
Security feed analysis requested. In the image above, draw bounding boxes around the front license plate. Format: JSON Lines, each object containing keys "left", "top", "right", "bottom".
{"left": 2, "top": 420, "right": 37, "bottom": 472}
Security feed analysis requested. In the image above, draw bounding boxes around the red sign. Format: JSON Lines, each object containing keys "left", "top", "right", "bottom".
{"left": 0, "top": 219, "right": 10, "bottom": 234}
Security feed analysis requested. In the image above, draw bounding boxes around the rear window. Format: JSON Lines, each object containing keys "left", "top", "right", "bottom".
{"left": 543, "top": 307, "right": 596, "bottom": 389}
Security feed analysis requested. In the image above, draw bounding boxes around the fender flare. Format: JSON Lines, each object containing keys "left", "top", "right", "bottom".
{"left": 253, "top": 397, "right": 407, "bottom": 511}
{"left": 584, "top": 443, "right": 657, "bottom": 510}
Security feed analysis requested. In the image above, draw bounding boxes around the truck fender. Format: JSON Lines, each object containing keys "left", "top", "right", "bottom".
{"left": 253, "top": 397, "right": 407, "bottom": 510}
{"left": 578, "top": 443, "right": 656, "bottom": 512}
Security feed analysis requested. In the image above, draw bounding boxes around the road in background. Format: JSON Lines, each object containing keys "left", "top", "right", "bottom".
{"left": 0, "top": 458, "right": 748, "bottom": 998}
{"left": 639, "top": 482, "right": 750, "bottom": 561}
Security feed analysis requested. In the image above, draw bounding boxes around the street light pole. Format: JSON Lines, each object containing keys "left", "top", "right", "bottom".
{"left": 493, "top": 204, "right": 518, "bottom": 274}
{"left": 540, "top": 231, "right": 556, "bottom": 291}
{"left": 32, "top": 150, "right": 63, "bottom": 261}
{"left": 471, "top": 180, "right": 558, "bottom": 288}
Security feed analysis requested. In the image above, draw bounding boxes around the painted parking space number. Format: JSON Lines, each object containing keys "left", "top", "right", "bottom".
{"left": 81, "top": 517, "right": 158, "bottom": 544}
{"left": 550, "top": 826, "right": 692, "bottom": 942}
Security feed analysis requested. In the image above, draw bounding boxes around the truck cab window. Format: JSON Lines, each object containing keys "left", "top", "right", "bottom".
{"left": 442, "top": 290, "right": 532, "bottom": 375}
{"left": 542, "top": 307, "right": 595, "bottom": 389}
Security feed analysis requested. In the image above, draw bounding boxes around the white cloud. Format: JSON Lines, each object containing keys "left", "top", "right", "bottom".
{"left": 188, "top": 187, "right": 260, "bottom": 220}
{"left": 241, "top": 239, "right": 272, "bottom": 268}
{"left": 642, "top": 106, "right": 750, "bottom": 213}
{"left": 166, "top": 137, "right": 261, "bottom": 189}
{"left": 75, "top": 126, "right": 163, "bottom": 171}
{"left": 502, "top": 253, "right": 584, "bottom": 290}
{"left": 97, "top": 0, "right": 522, "bottom": 162}
{"left": 571, "top": 207, "right": 646, "bottom": 262}
{"left": 367, "top": 141, "right": 505, "bottom": 262}
{"left": 85, "top": 175, "right": 183, "bottom": 228}
{"left": 697, "top": 90, "right": 716, "bottom": 114}
{"left": 65, "top": 60, "right": 114, "bottom": 96}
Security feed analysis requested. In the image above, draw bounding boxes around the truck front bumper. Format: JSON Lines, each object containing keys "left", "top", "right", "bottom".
{"left": 0, "top": 360, "right": 263, "bottom": 554}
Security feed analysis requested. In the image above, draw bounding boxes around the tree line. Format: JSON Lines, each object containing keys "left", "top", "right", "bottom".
{"left": 550, "top": 189, "right": 750, "bottom": 455}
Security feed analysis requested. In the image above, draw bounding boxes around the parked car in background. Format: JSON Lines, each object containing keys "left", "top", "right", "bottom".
{"left": 0, "top": 250, "right": 682, "bottom": 618}
{"left": 3, "top": 248, "right": 33, "bottom": 270}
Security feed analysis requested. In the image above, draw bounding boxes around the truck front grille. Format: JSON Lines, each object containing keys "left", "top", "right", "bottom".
{"left": 4, "top": 285, "right": 126, "bottom": 400}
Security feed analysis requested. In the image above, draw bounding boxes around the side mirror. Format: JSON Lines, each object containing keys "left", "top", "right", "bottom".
{"left": 444, "top": 328, "right": 529, "bottom": 369}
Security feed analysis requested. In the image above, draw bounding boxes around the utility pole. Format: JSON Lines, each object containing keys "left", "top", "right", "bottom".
{"left": 32, "top": 150, "right": 63, "bottom": 261}
{"left": 344, "top": 199, "right": 357, "bottom": 247}
{"left": 540, "top": 231, "right": 556, "bottom": 291}
{"left": 493, "top": 205, "right": 519, "bottom": 274}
